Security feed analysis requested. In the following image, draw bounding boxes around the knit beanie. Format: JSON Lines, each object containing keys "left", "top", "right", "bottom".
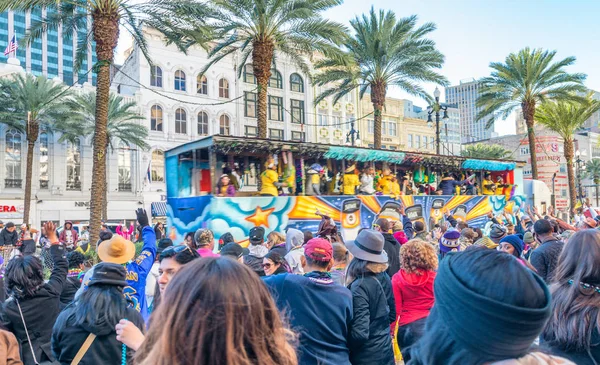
{"left": 489, "top": 224, "right": 508, "bottom": 243}
{"left": 522, "top": 231, "right": 534, "bottom": 244}
{"left": 500, "top": 234, "right": 524, "bottom": 257}
{"left": 474, "top": 236, "right": 499, "bottom": 249}
{"left": 440, "top": 228, "right": 461, "bottom": 254}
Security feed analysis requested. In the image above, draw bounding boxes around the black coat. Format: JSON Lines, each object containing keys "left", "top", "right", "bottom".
{"left": 269, "top": 243, "right": 287, "bottom": 258}
{"left": 382, "top": 233, "right": 401, "bottom": 277}
{"left": 529, "top": 238, "right": 564, "bottom": 283}
{"left": 60, "top": 277, "right": 81, "bottom": 308}
{"left": 1, "top": 244, "right": 68, "bottom": 364}
{"left": 347, "top": 272, "right": 396, "bottom": 365}
{"left": 0, "top": 228, "right": 18, "bottom": 246}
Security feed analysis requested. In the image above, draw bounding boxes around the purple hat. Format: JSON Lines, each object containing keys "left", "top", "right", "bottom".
{"left": 443, "top": 229, "right": 461, "bottom": 240}
{"left": 440, "top": 228, "right": 461, "bottom": 254}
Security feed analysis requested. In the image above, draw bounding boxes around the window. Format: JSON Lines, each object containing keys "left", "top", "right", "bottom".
{"left": 561, "top": 189, "right": 567, "bottom": 198}
{"left": 291, "top": 131, "right": 306, "bottom": 142}
{"left": 290, "top": 73, "right": 304, "bottom": 93}
{"left": 429, "top": 137, "right": 435, "bottom": 149}
{"left": 118, "top": 143, "right": 132, "bottom": 191}
{"left": 220, "top": 115, "right": 230, "bottom": 135}
{"left": 245, "top": 92, "right": 257, "bottom": 118}
{"left": 520, "top": 147, "right": 530, "bottom": 155}
{"left": 382, "top": 121, "right": 387, "bottom": 135}
{"left": 175, "top": 108, "right": 187, "bottom": 134}
{"left": 416, "top": 135, "right": 421, "bottom": 148}
{"left": 290, "top": 99, "right": 305, "bottom": 124}
{"left": 219, "top": 79, "right": 229, "bottom": 98}
{"left": 243, "top": 64, "right": 256, "bottom": 84}
{"left": 196, "top": 75, "right": 207, "bottom": 94}
{"left": 268, "top": 96, "right": 284, "bottom": 121}
{"left": 197, "top": 112, "right": 208, "bottom": 135}
{"left": 39, "top": 132, "right": 49, "bottom": 189}
{"left": 408, "top": 134, "right": 413, "bottom": 148}
{"left": 174, "top": 70, "right": 186, "bottom": 91}
{"left": 368, "top": 119, "right": 374, "bottom": 134}
{"left": 559, "top": 164, "right": 567, "bottom": 173}
{"left": 269, "top": 69, "right": 283, "bottom": 89}
{"left": 332, "top": 115, "right": 342, "bottom": 129}
{"left": 5, "top": 129, "right": 22, "bottom": 188}
{"left": 389, "top": 122, "right": 397, "bottom": 136}
{"left": 245, "top": 126, "right": 258, "bottom": 137}
{"left": 66, "top": 138, "right": 81, "bottom": 191}
{"left": 150, "top": 65, "right": 162, "bottom": 87}
{"left": 318, "top": 114, "right": 328, "bottom": 126}
{"left": 150, "top": 105, "right": 163, "bottom": 131}
{"left": 270, "top": 129, "right": 284, "bottom": 140}
{"left": 151, "top": 150, "right": 164, "bottom": 182}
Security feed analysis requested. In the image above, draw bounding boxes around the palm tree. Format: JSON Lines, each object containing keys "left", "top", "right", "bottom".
{"left": 476, "top": 48, "right": 587, "bottom": 180}
{"left": 0, "top": 0, "right": 193, "bottom": 244}
{"left": 534, "top": 95, "right": 600, "bottom": 211}
{"left": 196, "top": 0, "right": 347, "bottom": 138}
{"left": 585, "top": 159, "right": 600, "bottom": 207}
{"left": 460, "top": 143, "right": 513, "bottom": 160}
{"left": 313, "top": 8, "right": 448, "bottom": 149}
{"left": 0, "top": 74, "right": 77, "bottom": 224}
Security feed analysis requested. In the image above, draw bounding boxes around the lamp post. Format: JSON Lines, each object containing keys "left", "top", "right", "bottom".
{"left": 346, "top": 120, "right": 361, "bottom": 147}
{"left": 576, "top": 150, "right": 584, "bottom": 202}
{"left": 427, "top": 87, "right": 449, "bottom": 155}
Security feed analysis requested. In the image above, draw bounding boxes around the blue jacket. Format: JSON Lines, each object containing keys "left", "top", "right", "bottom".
{"left": 438, "top": 177, "right": 465, "bottom": 195}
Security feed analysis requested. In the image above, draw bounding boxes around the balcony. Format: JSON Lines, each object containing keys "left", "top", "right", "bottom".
{"left": 66, "top": 180, "right": 82, "bottom": 191}
{"left": 40, "top": 180, "right": 49, "bottom": 189}
{"left": 118, "top": 183, "right": 132, "bottom": 192}
{"left": 5, "top": 179, "right": 22, "bottom": 189}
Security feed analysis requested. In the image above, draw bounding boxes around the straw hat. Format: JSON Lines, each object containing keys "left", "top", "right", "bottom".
{"left": 345, "top": 164, "right": 356, "bottom": 173}
{"left": 97, "top": 234, "right": 136, "bottom": 264}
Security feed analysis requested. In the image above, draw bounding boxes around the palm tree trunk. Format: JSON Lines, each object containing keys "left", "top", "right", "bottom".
{"left": 102, "top": 151, "right": 109, "bottom": 221}
{"left": 252, "top": 41, "right": 274, "bottom": 139}
{"left": 23, "top": 119, "right": 39, "bottom": 225}
{"left": 522, "top": 101, "right": 538, "bottom": 180}
{"left": 371, "top": 82, "right": 386, "bottom": 149}
{"left": 564, "top": 139, "right": 577, "bottom": 211}
{"left": 89, "top": 12, "right": 119, "bottom": 247}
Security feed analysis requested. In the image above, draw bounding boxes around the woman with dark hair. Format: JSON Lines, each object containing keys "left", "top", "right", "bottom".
{"left": 184, "top": 232, "right": 195, "bottom": 249}
{"left": 153, "top": 222, "right": 165, "bottom": 241}
{"left": 345, "top": 229, "right": 396, "bottom": 365}
{"left": 52, "top": 262, "right": 145, "bottom": 364}
{"left": 1, "top": 222, "right": 67, "bottom": 364}
{"left": 408, "top": 249, "right": 568, "bottom": 365}
{"left": 60, "top": 251, "right": 87, "bottom": 307}
{"left": 134, "top": 258, "right": 297, "bottom": 365}
{"left": 541, "top": 229, "right": 600, "bottom": 364}
{"left": 262, "top": 251, "right": 290, "bottom": 276}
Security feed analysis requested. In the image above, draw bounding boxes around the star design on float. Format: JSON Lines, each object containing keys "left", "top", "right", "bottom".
{"left": 245, "top": 206, "right": 275, "bottom": 228}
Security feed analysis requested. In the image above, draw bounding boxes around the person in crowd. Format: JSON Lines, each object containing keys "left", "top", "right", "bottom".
{"left": 303, "top": 230, "right": 313, "bottom": 244}
{"left": 559, "top": 230, "right": 575, "bottom": 244}
{"left": 331, "top": 242, "right": 350, "bottom": 286}
{"left": 392, "top": 220, "right": 408, "bottom": 245}
{"left": 0, "top": 222, "right": 19, "bottom": 246}
{"left": 373, "top": 218, "right": 401, "bottom": 277}
{"left": 523, "top": 231, "right": 536, "bottom": 259}
{"left": 264, "top": 238, "right": 353, "bottom": 365}
{"left": 260, "top": 158, "right": 284, "bottom": 197}
{"left": 285, "top": 228, "right": 305, "bottom": 275}
{"left": 266, "top": 231, "right": 287, "bottom": 257}
{"left": 219, "top": 242, "right": 244, "bottom": 263}
{"left": 216, "top": 174, "right": 236, "bottom": 197}
{"left": 116, "top": 221, "right": 135, "bottom": 241}
{"left": 1, "top": 222, "right": 67, "bottom": 364}
{"left": 499, "top": 234, "right": 538, "bottom": 272}
{"left": 413, "top": 221, "right": 428, "bottom": 241}
{"left": 341, "top": 165, "right": 361, "bottom": 195}
{"left": 489, "top": 223, "right": 508, "bottom": 245}
{"left": 194, "top": 228, "right": 218, "bottom": 258}
{"left": 78, "top": 225, "right": 89, "bottom": 245}
{"left": 146, "top": 238, "right": 173, "bottom": 313}
{"left": 392, "top": 239, "right": 438, "bottom": 361}
{"left": 316, "top": 211, "right": 342, "bottom": 243}
{"left": 506, "top": 222, "right": 516, "bottom": 235}
{"left": 60, "top": 251, "right": 86, "bottom": 307}
{"left": 58, "top": 221, "right": 78, "bottom": 250}
{"left": 437, "top": 173, "right": 467, "bottom": 195}
{"left": 243, "top": 227, "right": 269, "bottom": 276}
{"left": 0, "top": 319, "right": 21, "bottom": 365}
{"left": 52, "top": 262, "right": 144, "bottom": 364}
{"left": 183, "top": 232, "right": 195, "bottom": 249}
{"left": 153, "top": 222, "right": 165, "bottom": 241}
{"left": 530, "top": 219, "right": 565, "bottom": 283}
{"left": 359, "top": 167, "right": 376, "bottom": 195}
{"left": 217, "top": 232, "right": 235, "bottom": 251}
{"left": 439, "top": 228, "right": 461, "bottom": 259}
{"left": 18, "top": 230, "right": 36, "bottom": 256}
{"left": 457, "top": 228, "right": 476, "bottom": 251}
{"left": 345, "top": 229, "right": 395, "bottom": 365}
{"left": 157, "top": 245, "right": 200, "bottom": 297}
{"left": 263, "top": 251, "right": 291, "bottom": 276}
{"left": 376, "top": 168, "right": 394, "bottom": 195}
{"left": 408, "top": 248, "right": 568, "bottom": 365}
{"left": 473, "top": 235, "right": 499, "bottom": 249}
{"left": 135, "top": 258, "right": 297, "bottom": 364}
{"left": 482, "top": 172, "right": 497, "bottom": 195}
{"left": 0, "top": 220, "right": 4, "bottom": 230}
{"left": 541, "top": 229, "right": 600, "bottom": 364}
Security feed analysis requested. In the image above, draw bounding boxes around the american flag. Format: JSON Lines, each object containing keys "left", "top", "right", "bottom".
{"left": 4, "top": 35, "right": 17, "bottom": 56}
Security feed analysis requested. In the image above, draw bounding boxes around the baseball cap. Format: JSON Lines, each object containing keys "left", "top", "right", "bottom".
{"left": 249, "top": 227, "right": 265, "bottom": 245}
{"left": 304, "top": 238, "right": 333, "bottom": 262}
{"left": 220, "top": 242, "right": 244, "bottom": 258}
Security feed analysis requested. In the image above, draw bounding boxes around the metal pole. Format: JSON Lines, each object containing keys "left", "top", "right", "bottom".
{"left": 351, "top": 121, "right": 355, "bottom": 147}
{"left": 435, "top": 111, "right": 441, "bottom": 155}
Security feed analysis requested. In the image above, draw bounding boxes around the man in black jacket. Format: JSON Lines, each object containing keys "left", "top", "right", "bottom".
{"left": 374, "top": 218, "right": 401, "bottom": 277}
{"left": 0, "top": 222, "right": 19, "bottom": 246}
{"left": 530, "top": 219, "right": 564, "bottom": 283}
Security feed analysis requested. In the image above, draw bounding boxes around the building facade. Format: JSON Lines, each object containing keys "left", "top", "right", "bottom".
{"left": 445, "top": 79, "right": 494, "bottom": 143}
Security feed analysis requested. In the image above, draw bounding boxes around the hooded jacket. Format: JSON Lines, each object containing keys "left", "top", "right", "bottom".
{"left": 285, "top": 228, "right": 305, "bottom": 275}
{"left": 391, "top": 269, "right": 436, "bottom": 328}
{"left": 0, "top": 227, "right": 18, "bottom": 246}
{"left": 438, "top": 177, "right": 464, "bottom": 195}
{"left": 51, "top": 303, "right": 144, "bottom": 365}
{"left": 58, "top": 222, "right": 78, "bottom": 246}
{"left": 382, "top": 232, "right": 401, "bottom": 277}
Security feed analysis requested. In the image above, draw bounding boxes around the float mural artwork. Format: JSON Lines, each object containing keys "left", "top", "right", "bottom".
{"left": 166, "top": 194, "right": 526, "bottom": 245}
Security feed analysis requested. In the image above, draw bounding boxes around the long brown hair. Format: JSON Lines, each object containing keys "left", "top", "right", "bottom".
{"left": 542, "top": 229, "right": 600, "bottom": 359}
{"left": 135, "top": 257, "right": 297, "bottom": 365}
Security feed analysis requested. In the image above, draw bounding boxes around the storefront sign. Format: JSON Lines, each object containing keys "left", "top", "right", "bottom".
{"left": 0, "top": 203, "right": 24, "bottom": 219}
{"left": 74, "top": 201, "right": 90, "bottom": 208}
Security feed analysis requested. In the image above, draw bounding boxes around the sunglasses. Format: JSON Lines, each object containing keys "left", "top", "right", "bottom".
{"left": 161, "top": 244, "right": 192, "bottom": 256}
{"left": 262, "top": 263, "right": 273, "bottom": 269}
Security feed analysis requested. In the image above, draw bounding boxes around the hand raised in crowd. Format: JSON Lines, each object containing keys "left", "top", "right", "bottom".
{"left": 44, "top": 221, "right": 59, "bottom": 244}
{"left": 115, "top": 319, "right": 145, "bottom": 351}
{"left": 399, "top": 205, "right": 405, "bottom": 216}
{"left": 136, "top": 208, "right": 150, "bottom": 228}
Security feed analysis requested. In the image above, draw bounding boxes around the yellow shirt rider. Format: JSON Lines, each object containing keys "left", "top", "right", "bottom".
{"left": 342, "top": 164, "right": 361, "bottom": 195}
{"left": 260, "top": 159, "right": 282, "bottom": 196}
{"left": 482, "top": 173, "right": 496, "bottom": 196}
{"left": 377, "top": 169, "right": 394, "bottom": 195}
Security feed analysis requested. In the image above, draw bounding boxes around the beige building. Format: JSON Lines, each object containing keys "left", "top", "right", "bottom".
{"left": 312, "top": 86, "right": 360, "bottom": 146}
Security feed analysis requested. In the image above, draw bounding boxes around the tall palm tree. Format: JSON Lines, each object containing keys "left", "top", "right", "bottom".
{"left": 313, "top": 8, "right": 448, "bottom": 149}
{"left": 585, "top": 159, "right": 600, "bottom": 207}
{"left": 0, "top": 0, "right": 194, "bottom": 244}
{"left": 534, "top": 95, "right": 600, "bottom": 211}
{"left": 460, "top": 143, "right": 513, "bottom": 160}
{"left": 195, "top": 0, "right": 347, "bottom": 138}
{"left": 476, "top": 48, "right": 587, "bottom": 180}
{"left": 0, "top": 74, "right": 77, "bottom": 224}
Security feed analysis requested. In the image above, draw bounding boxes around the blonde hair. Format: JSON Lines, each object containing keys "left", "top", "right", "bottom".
{"left": 400, "top": 239, "right": 438, "bottom": 274}
{"left": 267, "top": 231, "right": 286, "bottom": 246}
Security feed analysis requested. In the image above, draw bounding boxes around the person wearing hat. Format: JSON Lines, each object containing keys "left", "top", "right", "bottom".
{"left": 522, "top": 231, "right": 536, "bottom": 259}
{"left": 0, "top": 221, "right": 18, "bottom": 246}
{"left": 306, "top": 164, "right": 322, "bottom": 196}
{"left": 260, "top": 158, "right": 284, "bottom": 196}
{"left": 489, "top": 223, "right": 508, "bottom": 244}
{"left": 220, "top": 242, "right": 245, "bottom": 263}
{"left": 376, "top": 168, "right": 394, "bottom": 195}
{"left": 263, "top": 238, "right": 353, "bottom": 365}
{"left": 284, "top": 228, "right": 305, "bottom": 274}
{"left": 482, "top": 172, "right": 496, "bottom": 195}
{"left": 52, "top": 262, "right": 145, "bottom": 364}
{"left": 440, "top": 228, "right": 461, "bottom": 259}
{"left": 500, "top": 234, "right": 527, "bottom": 264}
{"left": 216, "top": 174, "right": 236, "bottom": 197}
{"left": 473, "top": 235, "right": 499, "bottom": 250}
{"left": 341, "top": 164, "right": 360, "bottom": 195}
{"left": 373, "top": 218, "right": 401, "bottom": 277}
{"left": 243, "top": 227, "right": 269, "bottom": 276}
{"left": 345, "top": 229, "right": 396, "bottom": 365}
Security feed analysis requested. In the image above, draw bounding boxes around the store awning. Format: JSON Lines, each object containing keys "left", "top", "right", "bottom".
{"left": 462, "top": 159, "right": 516, "bottom": 172}
{"left": 151, "top": 202, "right": 168, "bottom": 217}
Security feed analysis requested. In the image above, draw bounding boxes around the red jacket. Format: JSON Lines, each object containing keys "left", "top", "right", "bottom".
{"left": 393, "top": 231, "right": 408, "bottom": 245}
{"left": 391, "top": 269, "right": 436, "bottom": 329}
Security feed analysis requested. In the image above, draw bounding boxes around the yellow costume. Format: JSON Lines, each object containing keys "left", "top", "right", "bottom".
{"left": 482, "top": 179, "right": 496, "bottom": 195}
{"left": 391, "top": 181, "right": 401, "bottom": 197}
{"left": 342, "top": 173, "right": 360, "bottom": 195}
{"left": 377, "top": 175, "right": 393, "bottom": 195}
{"left": 260, "top": 169, "right": 280, "bottom": 196}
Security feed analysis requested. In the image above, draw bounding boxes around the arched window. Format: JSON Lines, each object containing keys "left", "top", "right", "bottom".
{"left": 66, "top": 138, "right": 81, "bottom": 191}
{"left": 219, "top": 79, "right": 229, "bottom": 98}
{"left": 197, "top": 111, "right": 209, "bottom": 135}
{"left": 243, "top": 64, "right": 256, "bottom": 84}
{"left": 5, "top": 129, "right": 22, "bottom": 188}
{"left": 196, "top": 74, "right": 208, "bottom": 95}
{"left": 150, "top": 65, "right": 162, "bottom": 87}
{"left": 219, "top": 115, "right": 230, "bottom": 135}
{"left": 290, "top": 73, "right": 304, "bottom": 93}
{"left": 39, "top": 132, "right": 49, "bottom": 189}
{"left": 151, "top": 150, "right": 164, "bottom": 182}
{"left": 118, "top": 142, "right": 132, "bottom": 191}
{"left": 150, "top": 105, "right": 163, "bottom": 131}
{"left": 174, "top": 70, "right": 186, "bottom": 91}
{"left": 269, "top": 69, "right": 283, "bottom": 89}
{"left": 175, "top": 108, "right": 187, "bottom": 134}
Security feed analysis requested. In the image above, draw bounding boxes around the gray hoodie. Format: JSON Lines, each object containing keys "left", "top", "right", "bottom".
{"left": 284, "top": 228, "right": 305, "bottom": 274}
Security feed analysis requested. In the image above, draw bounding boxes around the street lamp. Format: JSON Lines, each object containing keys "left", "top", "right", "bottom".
{"left": 576, "top": 150, "right": 584, "bottom": 203}
{"left": 346, "top": 120, "right": 361, "bottom": 147}
{"left": 427, "top": 87, "right": 449, "bottom": 155}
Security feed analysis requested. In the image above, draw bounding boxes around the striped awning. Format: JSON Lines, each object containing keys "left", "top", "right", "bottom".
{"left": 151, "top": 202, "right": 167, "bottom": 217}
